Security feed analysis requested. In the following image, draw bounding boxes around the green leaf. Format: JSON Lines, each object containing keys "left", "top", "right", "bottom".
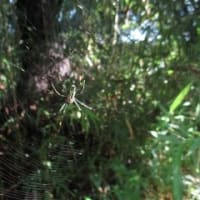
{"left": 172, "top": 145, "right": 183, "bottom": 200}
{"left": 169, "top": 83, "right": 192, "bottom": 114}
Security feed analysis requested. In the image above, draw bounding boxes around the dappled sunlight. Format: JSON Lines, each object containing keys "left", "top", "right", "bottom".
{"left": 0, "top": 0, "right": 200, "bottom": 199}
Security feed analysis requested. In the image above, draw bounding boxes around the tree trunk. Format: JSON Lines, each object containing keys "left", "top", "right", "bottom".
{"left": 16, "top": 0, "right": 71, "bottom": 101}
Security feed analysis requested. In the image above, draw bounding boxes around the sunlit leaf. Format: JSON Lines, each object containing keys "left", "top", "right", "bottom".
{"left": 169, "top": 83, "right": 192, "bottom": 114}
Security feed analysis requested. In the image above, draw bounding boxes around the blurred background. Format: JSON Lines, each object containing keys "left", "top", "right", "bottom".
{"left": 0, "top": 0, "right": 200, "bottom": 199}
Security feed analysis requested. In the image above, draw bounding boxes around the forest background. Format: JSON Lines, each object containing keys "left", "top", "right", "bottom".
{"left": 0, "top": 0, "right": 200, "bottom": 199}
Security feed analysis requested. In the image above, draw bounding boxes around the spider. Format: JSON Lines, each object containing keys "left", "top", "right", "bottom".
{"left": 51, "top": 81, "right": 92, "bottom": 111}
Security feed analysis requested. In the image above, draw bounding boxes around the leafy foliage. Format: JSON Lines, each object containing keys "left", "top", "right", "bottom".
{"left": 0, "top": 0, "right": 200, "bottom": 199}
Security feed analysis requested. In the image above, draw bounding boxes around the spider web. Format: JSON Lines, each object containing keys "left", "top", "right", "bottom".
{"left": 0, "top": 135, "right": 83, "bottom": 199}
